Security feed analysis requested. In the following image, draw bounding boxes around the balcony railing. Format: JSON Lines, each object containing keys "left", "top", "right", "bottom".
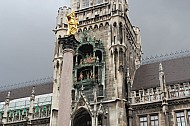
{"left": 0, "top": 94, "right": 52, "bottom": 124}
{"left": 131, "top": 82, "right": 190, "bottom": 104}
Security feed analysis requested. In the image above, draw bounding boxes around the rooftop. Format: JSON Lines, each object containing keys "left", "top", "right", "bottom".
{"left": 133, "top": 55, "right": 190, "bottom": 90}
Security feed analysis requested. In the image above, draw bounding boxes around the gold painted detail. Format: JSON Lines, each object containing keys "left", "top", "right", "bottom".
{"left": 67, "top": 11, "right": 78, "bottom": 35}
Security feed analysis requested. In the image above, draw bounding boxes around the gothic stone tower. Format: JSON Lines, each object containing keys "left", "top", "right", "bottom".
{"left": 51, "top": 0, "right": 142, "bottom": 126}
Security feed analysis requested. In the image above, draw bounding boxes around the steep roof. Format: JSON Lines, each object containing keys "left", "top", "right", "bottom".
{"left": 132, "top": 56, "right": 190, "bottom": 90}
{"left": 0, "top": 82, "right": 53, "bottom": 102}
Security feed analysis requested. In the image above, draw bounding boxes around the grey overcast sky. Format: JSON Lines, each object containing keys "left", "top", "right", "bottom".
{"left": 0, "top": 0, "right": 190, "bottom": 86}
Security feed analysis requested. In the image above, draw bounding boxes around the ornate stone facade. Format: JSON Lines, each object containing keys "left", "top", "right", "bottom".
{"left": 131, "top": 56, "right": 190, "bottom": 126}
{"left": 1, "top": 1, "right": 190, "bottom": 126}
{"left": 51, "top": 0, "right": 141, "bottom": 126}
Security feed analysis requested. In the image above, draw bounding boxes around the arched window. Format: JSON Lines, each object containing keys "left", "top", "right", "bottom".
{"left": 114, "top": 48, "right": 118, "bottom": 79}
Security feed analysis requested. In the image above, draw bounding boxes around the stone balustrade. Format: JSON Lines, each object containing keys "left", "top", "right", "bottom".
{"left": 131, "top": 88, "right": 162, "bottom": 104}
{"left": 131, "top": 82, "right": 190, "bottom": 104}
{"left": 168, "top": 82, "right": 190, "bottom": 99}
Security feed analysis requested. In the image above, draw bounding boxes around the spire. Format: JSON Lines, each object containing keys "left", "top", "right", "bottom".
{"left": 7, "top": 91, "right": 10, "bottom": 98}
{"left": 5, "top": 91, "right": 10, "bottom": 105}
{"left": 159, "top": 62, "right": 163, "bottom": 72}
{"left": 28, "top": 86, "right": 35, "bottom": 123}
{"left": 30, "top": 86, "right": 35, "bottom": 101}
{"left": 32, "top": 86, "right": 35, "bottom": 95}
{"left": 159, "top": 62, "right": 165, "bottom": 90}
{"left": 158, "top": 63, "right": 168, "bottom": 116}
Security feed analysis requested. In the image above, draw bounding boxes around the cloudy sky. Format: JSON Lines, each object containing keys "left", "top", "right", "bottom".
{"left": 0, "top": 0, "right": 189, "bottom": 87}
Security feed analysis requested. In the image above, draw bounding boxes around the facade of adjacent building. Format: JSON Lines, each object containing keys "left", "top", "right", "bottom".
{"left": 0, "top": 0, "right": 190, "bottom": 126}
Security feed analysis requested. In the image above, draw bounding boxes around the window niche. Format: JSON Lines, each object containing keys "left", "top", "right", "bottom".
{"left": 176, "top": 111, "right": 186, "bottom": 126}
{"left": 119, "top": 22, "right": 123, "bottom": 44}
{"left": 73, "top": 34, "right": 104, "bottom": 89}
{"left": 76, "top": 44, "right": 95, "bottom": 82}
{"left": 139, "top": 114, "right": 159, "bottom": 126}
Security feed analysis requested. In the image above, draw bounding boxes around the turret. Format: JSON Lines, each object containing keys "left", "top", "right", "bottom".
{"left": 159, "top": 63, "right": 167, "bottom": 95}
{"left": 133, "top": 26, "right": 142, "bottom": 69}
{"left": 51, "top": 0, "right": 141, "bottom": 125}
{"left": 51, "top": 6, "right": 73, "bottom": 126}
{"left": 159, "top": 63, "right": 167, "bottom": 111}
{"left": 133, "top": 27, "right": 141, "bottom": 49}
{"left": 54, "top": 6, "right": 72, "bottom": 58}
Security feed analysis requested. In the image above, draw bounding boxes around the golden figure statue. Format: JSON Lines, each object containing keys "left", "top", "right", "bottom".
{"left": 67, "top": 11, "right": 78, "bottom": 35}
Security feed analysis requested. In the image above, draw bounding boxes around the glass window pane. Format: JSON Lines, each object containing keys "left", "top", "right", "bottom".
{"left": 182, "top": 122, "right": 185, "bottom": 126}
{"left": 140, "top": 116, "right": 148, "bottom": 126}
{"left": 140, "top": 118, "right": 143, "bottom": 121}
{"left": 144, "top": 122, "right": 147, "bottom": 126}
{"left": 177, "top": 118, "right": 181, "bottom": 122}
{"left": 155, "top": 116, "right": 158, "bottom": 120}
{"left": 151, "top": 116, "right": 154, "bottom": 120}
{"left": 181, "top": 117, "right": 185, "bottom": 122}
{"left": 188, "top": 111, "right": 190, "bottom": 115}
{"left": 151, "top": 121, "right": 154, "bottom": 126}
{"left": 144, "top": 117, "right": 147, "bottom": 121}
{"left": 177, "top": 123, "right": 181, "bottom": 126}
{"left": 176, "top": 112, "right": 186, "bottom": 126}
{"left": 140, "top": 123, "right": 144, "bottom": 126}
{"left": 155, "top": 121, "right": 158, "bottom": 125}
{"left": 176, "top": 113, "right": 180, "bottom": 117}
{"left": 150, "top": 115, "right": 159, "bottom": 126}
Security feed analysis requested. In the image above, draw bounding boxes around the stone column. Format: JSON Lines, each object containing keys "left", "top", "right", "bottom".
{"left": 57, "top": 35, "right": 79, "bottom": 126}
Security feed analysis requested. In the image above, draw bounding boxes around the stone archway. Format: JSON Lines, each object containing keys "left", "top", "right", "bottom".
{"left": 72, "top": 108, "right": 92, "bottom": 126}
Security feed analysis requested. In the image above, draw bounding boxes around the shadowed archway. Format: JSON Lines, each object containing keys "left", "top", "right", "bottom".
{"left": 73, "top": 108, "right": 92, "bottom": 126}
